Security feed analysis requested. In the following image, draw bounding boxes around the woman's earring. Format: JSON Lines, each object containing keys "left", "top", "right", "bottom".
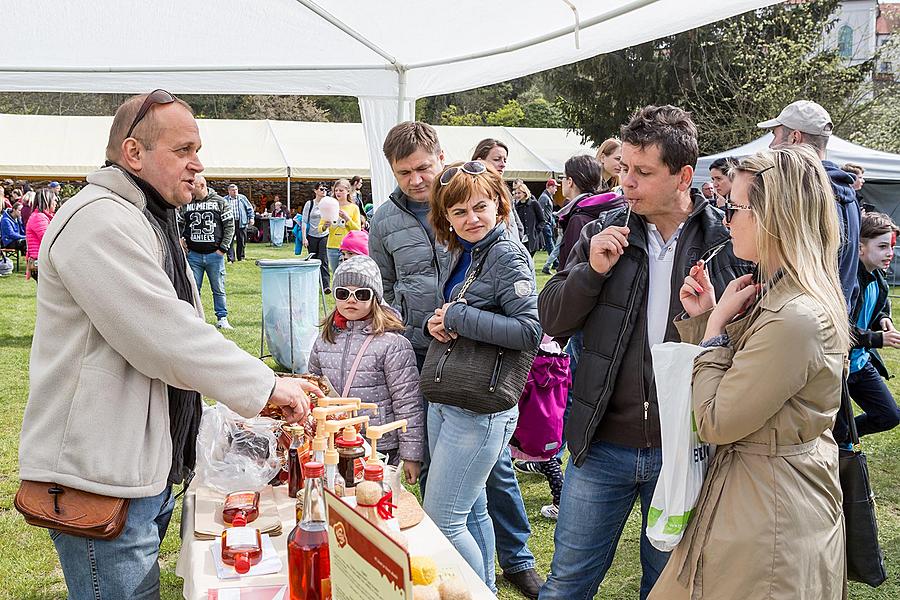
{"left": 449, "top": 225, "right": 453, "bottom": 232}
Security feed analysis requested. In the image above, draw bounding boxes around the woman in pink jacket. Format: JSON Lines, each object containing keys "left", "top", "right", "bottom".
{"left": 25, "top": 187, "right": 57, "bottom": 280}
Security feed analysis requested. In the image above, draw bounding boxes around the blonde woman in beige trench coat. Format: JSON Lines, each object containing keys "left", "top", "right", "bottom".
{"left": 649, "top": 146, "right": 849, "bottom": 600}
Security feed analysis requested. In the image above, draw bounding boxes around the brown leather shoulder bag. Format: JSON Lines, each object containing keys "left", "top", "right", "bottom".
{"left": 14, "top": 480, "right": 129, "bottom": 540}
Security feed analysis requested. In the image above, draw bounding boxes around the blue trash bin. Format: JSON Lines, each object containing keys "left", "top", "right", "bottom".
{"left": 257, "top": 259, "right": 322, "bottom": 372}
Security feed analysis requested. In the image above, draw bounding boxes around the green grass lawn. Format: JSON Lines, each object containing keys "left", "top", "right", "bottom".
{"left": 1, "top": 244, "right": 898, "bottom": 599}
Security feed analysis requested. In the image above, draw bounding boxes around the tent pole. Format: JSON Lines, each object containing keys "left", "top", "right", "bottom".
{"left": 286, "top": 168, "right": 291, "bottom": 213}
{"left": 397, "top": 68, "right": 408, "bottom": 123}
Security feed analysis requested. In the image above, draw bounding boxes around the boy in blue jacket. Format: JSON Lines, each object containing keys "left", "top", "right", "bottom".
{"left": 836, "top": 211, "right": 900, "bottom": 444}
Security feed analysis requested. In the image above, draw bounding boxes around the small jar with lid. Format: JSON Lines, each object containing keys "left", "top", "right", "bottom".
{"left": 363, "top": 463, "right": 393, "bottom": 518}
{"left": 335, "top": 427, "right": 366, "bottom": 493}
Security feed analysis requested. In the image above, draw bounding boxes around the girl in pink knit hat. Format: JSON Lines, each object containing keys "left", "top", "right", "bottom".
{"left": 339, "top": 229, "right": 369, "bottom": 262}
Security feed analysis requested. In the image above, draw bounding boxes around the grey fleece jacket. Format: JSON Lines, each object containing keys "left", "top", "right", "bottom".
{"left": 308, "top": 319, "right": 426, "bottom": 461}
{"left": 369, "top": 188, "right": 452, "bottom": 354}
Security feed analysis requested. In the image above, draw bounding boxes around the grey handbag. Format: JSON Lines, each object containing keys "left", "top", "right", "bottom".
{"left": 420, "top": 243, "right": 536, "bottom": 414}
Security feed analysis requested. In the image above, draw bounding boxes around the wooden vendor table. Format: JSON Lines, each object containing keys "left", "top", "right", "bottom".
{"left": 176, "top": 484, "right": 495, "bottom": 600}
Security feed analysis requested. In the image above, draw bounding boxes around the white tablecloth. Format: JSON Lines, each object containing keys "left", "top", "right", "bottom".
{"left": 176, "top": 485, "right": 494, "bottom": 599}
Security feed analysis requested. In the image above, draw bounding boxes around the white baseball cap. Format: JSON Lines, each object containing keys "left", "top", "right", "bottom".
{"left": 757, "top": 100, "right": 833, "bottom": 136}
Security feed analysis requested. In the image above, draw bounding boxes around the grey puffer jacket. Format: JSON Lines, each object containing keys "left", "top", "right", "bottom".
{"left": 369, "top": 188, "right": 453, "bottom": 354}
{"left": 308, "top": 319, "right": 426, "bottom": 461}
{"left": 430, "top": 224, "right": 542, "bottom": 352}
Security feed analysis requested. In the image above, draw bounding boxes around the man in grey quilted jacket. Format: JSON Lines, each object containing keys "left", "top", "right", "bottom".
{"left": 369, "top": 121, "right": 450, "bottom": 368}
{"left": 369, "top": 122, "right": 545, "bottom": 599}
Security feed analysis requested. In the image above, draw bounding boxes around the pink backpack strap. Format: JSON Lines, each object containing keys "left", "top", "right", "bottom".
{"left": 342, "top": 334, "right": 376, "bottom": 397}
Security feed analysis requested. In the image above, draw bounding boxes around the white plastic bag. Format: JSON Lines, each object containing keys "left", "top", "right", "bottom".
{"left": 646, "top": 342, "right": 715, "bottom": 552}
{"left": 195, "top": 403, "right": 283, "bottom": 494}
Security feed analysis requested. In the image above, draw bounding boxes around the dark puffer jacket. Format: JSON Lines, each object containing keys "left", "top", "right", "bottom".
{"left": 430, "top": 224, "right": 542, "bottom": 352}
{"left": 539, "top": 193, "right": 752, "bottom": 466}
{"left": 369, "top": 188, "right": 453, "bottom": 354}
{"left": 308, "top": 318, "right": 426, "bottom": 461}
{"left": 823, "top": 160, "right": 861, "bottom": 312}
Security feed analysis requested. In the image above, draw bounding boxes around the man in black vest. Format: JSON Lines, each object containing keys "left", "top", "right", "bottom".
{"left": 538, "top": 105, "right": 750, "bottom": 600}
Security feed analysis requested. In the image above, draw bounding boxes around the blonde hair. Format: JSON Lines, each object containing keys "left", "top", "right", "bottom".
{"left": 513, "top": 181, "right": 531, "bottom": 200}
{"left": 429, "top": 162, "right": 512, "bottom": 252}
{"left": 320, "top": 299, "right": 404, "bottom": 344}
{"left": 332, "top": 178, "right": 352, "bottom": 201}
{"left": 735, "top": 146, "right": 849, "bottom": 349}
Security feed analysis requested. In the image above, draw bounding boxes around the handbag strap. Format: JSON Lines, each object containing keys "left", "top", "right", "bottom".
{"left": 342, "top": 334, "right": 376, "bottom": 397}
{"left": 840, "top": 370, "right": 861, "bottom": 446}
{"left": 454, "top": 238, "right": 506, "bottom": 302}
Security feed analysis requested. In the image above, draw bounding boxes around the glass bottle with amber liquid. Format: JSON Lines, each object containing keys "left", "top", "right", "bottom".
{"left": 221, "top": 512, "right": 262, "bottom": 574}
{"left": 285, "top": 425, "right": 307, "bottom": 501}
{"left": 289, "top": 461, "right": 331, "bottom": 600}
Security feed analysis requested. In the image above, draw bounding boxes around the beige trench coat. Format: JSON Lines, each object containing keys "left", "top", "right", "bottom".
{"left": 649, "top": 280, "right": 848, "bottom": 600}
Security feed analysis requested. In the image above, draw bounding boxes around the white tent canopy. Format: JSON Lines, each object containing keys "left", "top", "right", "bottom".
{"left": 0, "top": 113, "right": 597, "bottom": 186}
{"left": 695, "top": 134, "right": 900, "bottom": 184}
{"left": 1, "top": 0, "right": 778, "bottom": 203}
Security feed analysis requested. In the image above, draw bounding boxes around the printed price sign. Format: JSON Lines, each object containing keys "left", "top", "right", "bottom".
{"left": 324, "top": 489, "right": 412, "bottom": 600}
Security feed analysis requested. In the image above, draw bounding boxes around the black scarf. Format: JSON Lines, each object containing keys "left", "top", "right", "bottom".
{"left": 113, "top": 164, "right": 202, "bottom": 486}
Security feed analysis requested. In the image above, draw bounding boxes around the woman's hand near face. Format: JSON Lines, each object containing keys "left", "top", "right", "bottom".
{"left": 679, "top": 260, "right": 716, "bottom": 317}
{"left": 704, "top": 274, "right": 758, "bottom": 341}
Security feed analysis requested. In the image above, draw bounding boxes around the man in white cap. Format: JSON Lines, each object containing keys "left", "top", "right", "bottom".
{"left": 758, "top": 99, "right": 861, "bottom": 311}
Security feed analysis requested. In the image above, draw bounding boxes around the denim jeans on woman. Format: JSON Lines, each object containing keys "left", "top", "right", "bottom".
{"left": 539, "top": 440, "right": 668, "bottom": 600}
{"left": 50, "top": 485, "right": 175, "bottom": 600}
{"left": 187, "top": 250, "right": 227, "bottom": 319}
{"left": 424, "top": 402, "right": 518, "bottom": 592}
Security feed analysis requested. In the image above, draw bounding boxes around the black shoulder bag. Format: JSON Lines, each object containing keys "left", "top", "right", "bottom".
{"left": 839, "top": 376, "right": 887, "bottom": 587}
{"left": 420, "top": 243, "right": 537, "bottom": 414}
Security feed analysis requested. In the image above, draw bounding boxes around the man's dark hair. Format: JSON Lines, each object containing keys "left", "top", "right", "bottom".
{"left": 620, "top": 105, "right": 699, "bottom": 174}
{"left": 350, "top": 175, "right": 362, "bottom": 185}
{"left": 382, "top": 121, "right": 441, "bottom": 165}
{"left": 564, "top": 155, "right": 603, "bottom": 195}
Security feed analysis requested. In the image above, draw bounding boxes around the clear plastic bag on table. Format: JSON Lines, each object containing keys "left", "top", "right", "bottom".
{"left": 195, "top": 403, "right": 284, "bottom": 494}
{"left": 646, "top": 342, "right": 716, "bottom": 552}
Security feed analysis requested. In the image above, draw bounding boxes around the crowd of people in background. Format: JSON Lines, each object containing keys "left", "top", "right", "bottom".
{"left": 1, "top": 180, "right": 61, "bottom": 279}
{"left": 14, "top": 89, "right": 897, "bottom": 600}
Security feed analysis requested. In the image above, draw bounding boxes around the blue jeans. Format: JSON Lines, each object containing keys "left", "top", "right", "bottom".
{"left": 544, "top": 235, "right": 561, "bottom": 270}
{"left": 51, "top": 485, "right": 175, "bottom": 600}
{"left": 542, "top": 223, "right": 554, "bottom": 253}
{"left": 327, "top": 247, "right": 342, "bottom": 272}
{"left": 483, "top": 447, "right": 536, "bottom": 575}
{"left": 424, "top": 403, "right": 518, "bottom": 592}
{"left": 187, "top": 250, "right": 227, "bottom": 318}
{"left": 540, "top": 441, "right": 668, "bottom": 600}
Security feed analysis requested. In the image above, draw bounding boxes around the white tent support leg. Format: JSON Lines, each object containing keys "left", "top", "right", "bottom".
{"left": 286, "top": 170, "right": 291, "bottom": 213}
{"left": 359, "top": 95, "right": 415, "bottom": 208}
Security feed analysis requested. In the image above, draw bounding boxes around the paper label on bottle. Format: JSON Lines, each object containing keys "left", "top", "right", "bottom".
{"left": 226, "top": 526, "right": 258, "bottom": 547}
{"left": 224, "top": 492, "right": 256, "bottom": 511}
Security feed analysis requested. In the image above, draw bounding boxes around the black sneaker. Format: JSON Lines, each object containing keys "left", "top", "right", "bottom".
{"left": 503, "top": 568, "right": 544, "bottom": 600}
{"left": 513, "top": 460, "right": 543, "bottom": 475}
{"left": 541, "top": 266, "right": 551, "bottom": 275}
{"left": 324, "top": 287, "right": 331, "bottom": 295}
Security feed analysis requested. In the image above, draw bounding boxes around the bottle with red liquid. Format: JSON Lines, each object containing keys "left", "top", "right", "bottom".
{"left": 289, "top": 462, "right": 331, "bottom": 600}
{"left": 222, "top": 490, "right": 260, "bottom": 525}
{"left": 221, "top": 512, "right": 263, "bottom": 574}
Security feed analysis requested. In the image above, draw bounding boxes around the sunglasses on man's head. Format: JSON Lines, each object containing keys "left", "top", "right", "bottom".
{"left": 439, "top": 160, "right": 488, "bottom": 186}
{"left": 723, "top": 201, "right": 752, "bottom": 224}
{"left": 334, "top": 287, "right": 374, "bottom": 302}
{"left": 126, "top": 89, "right": 176, "bottom": 140}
